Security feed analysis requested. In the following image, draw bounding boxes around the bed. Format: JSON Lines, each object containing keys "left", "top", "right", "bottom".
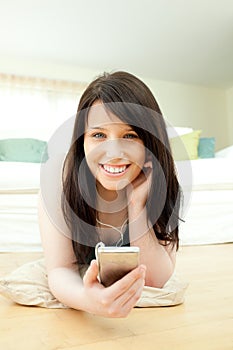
{"left": 0, "top": 146, "right": 233, "bottom": 252}
{"left": 178, "top": 156, "right": 233, "bottom": 245}
{"left": 0, "top": 162, "right": 41, "bottom": 251}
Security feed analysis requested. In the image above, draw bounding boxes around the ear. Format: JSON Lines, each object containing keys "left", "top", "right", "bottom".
{"left": 146, "top": 149, "right": 152, "bottom": 161}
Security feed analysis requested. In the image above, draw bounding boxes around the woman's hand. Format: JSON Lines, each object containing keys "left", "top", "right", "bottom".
{"left": 82, "top": 260, "right": 146, "bottom": 318}
{"left": 126, "top": 160, "right": 153, "bottom": 217}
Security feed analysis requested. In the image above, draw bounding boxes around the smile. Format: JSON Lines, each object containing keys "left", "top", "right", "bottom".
{"left": 100, "top": 164, "right": 130, "bottom": 176}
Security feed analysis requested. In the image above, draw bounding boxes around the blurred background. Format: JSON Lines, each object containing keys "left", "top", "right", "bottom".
{"left": 0, "top": 0, "right": 232, "bottom": 148}
{"left": 0, "top": 0, "right": 233, "bottom": 251}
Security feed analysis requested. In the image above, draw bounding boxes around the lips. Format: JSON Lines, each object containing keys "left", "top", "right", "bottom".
{"left": 99, "top": 163, "right": 130, "bottom": 175}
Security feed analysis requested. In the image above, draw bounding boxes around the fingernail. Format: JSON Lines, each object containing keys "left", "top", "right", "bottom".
{"left": 139, "top": 264, "right": 146, "bottom": 272}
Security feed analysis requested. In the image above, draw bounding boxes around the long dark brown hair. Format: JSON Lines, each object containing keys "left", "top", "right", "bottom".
{"left": 62, "top": 71, "right": 182, "bottom": 265}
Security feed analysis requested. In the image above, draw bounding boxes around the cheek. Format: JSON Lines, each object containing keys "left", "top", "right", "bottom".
{"left": 84, "top": 142, "right": 103, "bottom": 177}
{"left": 130, "top": 164, "right": 143, "bottom": 182}
{"left": 131, "top": 146, "right": 146, "bottom": 168}
{"left": 128, "top": 148, "right": 146, "bottom": 180}
{"left": 84, "top": 141, "right": 94, "bottom": 171}
{"left": 83, "top": 137, "right": 90, "bottom": 157}
{"left": 85, "top": 152, "right": 97, "bottom": 173}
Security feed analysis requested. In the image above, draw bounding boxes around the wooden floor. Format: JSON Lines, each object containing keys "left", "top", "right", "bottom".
{"left": 0, "top": 244, "right": 233, "bottom": 350}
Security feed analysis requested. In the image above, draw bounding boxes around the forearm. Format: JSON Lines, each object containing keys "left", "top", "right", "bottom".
{"left": 128, "top": 206, "right": 175, "bottom": 288}
{"left": 47, "top": 266, "right": 88, "bottom": 311}
{"left": 47, "top": 262, "right": 146, "bottom": 318}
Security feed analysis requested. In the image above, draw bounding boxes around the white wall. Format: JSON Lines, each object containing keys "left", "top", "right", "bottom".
{"left": 144, "top": 78, "right": 228, "bottom": 151}
{"left": 0, "top": 58, "right": 230, "bottom": 150}
{"left": 226, "top": 86, "right": 233, "bottom": 146}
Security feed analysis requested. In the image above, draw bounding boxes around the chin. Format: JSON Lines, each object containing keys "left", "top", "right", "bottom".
{"left": 102, "top": 182, "right": 127, "bottom": 192}
{"left": 97, "top": 177, "right": 130, "bottom": 192}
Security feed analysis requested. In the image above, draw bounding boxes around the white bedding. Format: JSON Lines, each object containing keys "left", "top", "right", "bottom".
{"left": 0, "top": 193, "right": 41, "bottom": 251}
{"left": 176, "top": 158, "right": 233, "bottom": 191}
{"left": 177, "top": 158, "right": 233, "bottom": 245}
{"left": 0, "top": 156, "right": 233, "bottom": 251}
{"left": 0, "top": 162, "right": 41, "bottom": 250}
{"left": 187, "top": 158, "right": 233, "bottom": 190}
{"left": 0, "top": 161, "right": 41, "bottom": 192}
{"left": 179, "top": 189, "right": 233, "bottom": 245}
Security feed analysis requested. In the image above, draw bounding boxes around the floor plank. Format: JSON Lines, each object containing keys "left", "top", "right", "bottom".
{"left": 0, "top": 244, "right": 232, "bottom": 349}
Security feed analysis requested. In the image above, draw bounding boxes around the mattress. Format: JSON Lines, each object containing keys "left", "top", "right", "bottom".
{"left": 0, "top": 193, "right": 41, "bottom": 251}
{"left": 177, "top": 158, "right": 233, "bottom": 245}
{"left": 0, "top": 162, "right": 42, "bottom": 251}
{"left": 175, "top": 158, "right": 233, "bottom": 191}
{"left": 0, "top": 161, "right": 41, "bottom": 193}
{"left": 179, "top": 189, "right": 233, "bottom": 245}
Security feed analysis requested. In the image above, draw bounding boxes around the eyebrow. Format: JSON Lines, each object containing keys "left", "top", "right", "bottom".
{"left": 87, "top": 126, "right": 134, "bottom": 131}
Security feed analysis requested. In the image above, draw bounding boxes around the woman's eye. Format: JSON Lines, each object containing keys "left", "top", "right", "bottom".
{"left": 124, "top": 133, "right": 138, "bottom": 139}
{"left": 92, "top": 132, "right": 106, "bottom": 139}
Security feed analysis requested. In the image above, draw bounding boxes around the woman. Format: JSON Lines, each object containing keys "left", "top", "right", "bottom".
{"left": 38, "top": 71, "right": 182, "bottom": 317}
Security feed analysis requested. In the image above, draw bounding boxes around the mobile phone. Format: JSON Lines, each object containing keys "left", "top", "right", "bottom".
{"left": 95, "top": 243, "right": 140, "bottom": 287}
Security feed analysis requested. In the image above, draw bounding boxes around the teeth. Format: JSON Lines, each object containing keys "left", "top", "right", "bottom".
{"left": 103, "top": 165, "right": 127, "bottom": 174}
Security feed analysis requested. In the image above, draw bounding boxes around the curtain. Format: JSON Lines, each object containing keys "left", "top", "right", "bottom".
{"left": 0, "top": 73, "right": 87, "bottom": 141}
{"left": 0, "top": 74, "right": 88, "bottom": 251}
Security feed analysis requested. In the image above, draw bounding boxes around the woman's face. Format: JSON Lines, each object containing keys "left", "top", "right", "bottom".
{"left": 84, "top": 101, "right": 146, "bottom": 195}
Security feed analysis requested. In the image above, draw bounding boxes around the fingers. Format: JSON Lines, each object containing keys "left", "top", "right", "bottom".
{"left": 107, "top": 265, "right": 146, "bottom": 299}
{"left": 116, "top": 273, "right": 145, "bottom": 307}
{"left": 103, "top": 267, "right": 146, "bottom": 317}
{"left": 83, "top": 263, "right": 146, "bottom": 318}
{"left": 143, "top": 161, "right": 153, "bottom": 178}
{"left": 143, "top": 160, "right": 152, "bottom": 169}
{"left": 83, "top": 259, "right": 99, "bottom": 286}
{"left": 106, "top": 281, "right": 145, "bottom": 318}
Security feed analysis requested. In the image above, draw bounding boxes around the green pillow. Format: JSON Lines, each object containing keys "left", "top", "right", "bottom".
{"left": 0, "top": 138, "right": 48, "bottom": 163}
{"left": 198, "top": 137, "right": 215, "bottom": 158}
{"left": 170, "top": 130, "right": 202, "bottom": 161}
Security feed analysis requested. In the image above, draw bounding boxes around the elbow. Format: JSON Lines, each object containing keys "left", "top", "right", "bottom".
{"left": 47, "top": 269, "right": 59, "bottom": 297}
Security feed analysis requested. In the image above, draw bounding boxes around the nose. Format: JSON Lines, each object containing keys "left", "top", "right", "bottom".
{"left": 105, "top": 139, "right": 125, "bottom": 159}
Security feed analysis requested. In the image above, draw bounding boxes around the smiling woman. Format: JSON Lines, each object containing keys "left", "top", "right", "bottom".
{"left": 84, "top": 101, "right": 146, "bottom": 193}
{"left": 38, "top": 71, "right": 185, "bottom": 318}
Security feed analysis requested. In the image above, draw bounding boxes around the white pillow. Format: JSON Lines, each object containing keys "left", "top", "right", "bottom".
{"left": 0, "top": 259, "right": 67, "bottom": 308}
{"left": 0, "top": 259, "right": 188, "bottom": 308}
{"left": 167, "top": 126, "right": 194, "bottom": 139}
